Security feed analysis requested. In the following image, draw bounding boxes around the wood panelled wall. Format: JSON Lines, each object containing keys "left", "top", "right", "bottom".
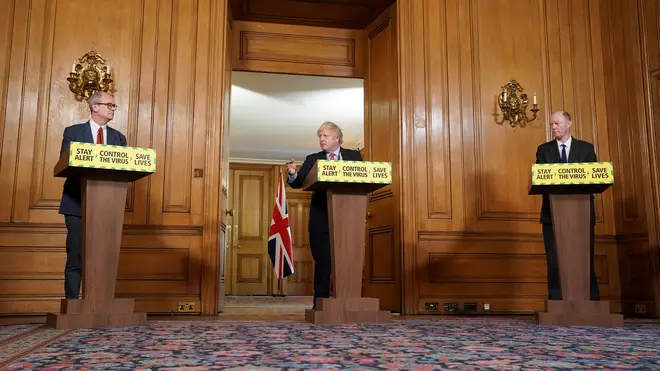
{"left": 642, "top": 0, "right": 660, "bottom": 318}
{"left": 397, "top": 0, "right": 622, "bottom": 314}
{"left": 231, "top": 20, "right": 365, "bottom": 78}
{"left": 0, "top": 0, "right": 230, "bottom": 315}
{"left": 641, "top": 0, "right": 660, "bottom": 318}
{"left": 1, "top": 0, "right": 658, "bottom": 317}
{"left": 222, "top": 0, "right": 660, "bottom": 317}
{"left": 600, "top": 0, "right": 660, "bottom": 317}
{"left": 362, "top": 4, "right": 402, "bottom": 313}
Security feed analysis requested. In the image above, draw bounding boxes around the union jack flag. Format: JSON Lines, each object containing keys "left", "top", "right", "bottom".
{"left": 268, "top": 171, "right": 294, "bottom": 279}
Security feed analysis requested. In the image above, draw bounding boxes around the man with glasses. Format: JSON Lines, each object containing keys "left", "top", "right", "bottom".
{"left": 58, "top": 90, "right": 127, "bottom": 299}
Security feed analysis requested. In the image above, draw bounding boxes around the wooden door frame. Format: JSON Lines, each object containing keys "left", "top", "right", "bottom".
{"left": 199, "top": 0, "right": 232, "bottom": 315}
{"left": 213, "top": 0, "right": 406, "bottom": 314}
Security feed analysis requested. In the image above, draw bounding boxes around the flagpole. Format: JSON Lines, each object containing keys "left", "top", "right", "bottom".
{"left": 272, "top": 276, "right": 285, "bottom": 297}
{"left": 275, "top": 278, "right": 285, "bottom": 297}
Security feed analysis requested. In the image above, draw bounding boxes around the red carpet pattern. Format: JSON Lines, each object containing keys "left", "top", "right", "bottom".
{"left": 1, "top": 317, "right": 659, "bottom": 370}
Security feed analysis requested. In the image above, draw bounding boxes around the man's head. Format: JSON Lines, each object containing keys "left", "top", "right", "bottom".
{"left": 550, "top": 111, "right": 572, "bottom": 141}
{"left": 88, "top": 91, "right": 117, "bottom": 125}
{"left": 317, "top": 121, "right": 343, "bottom": 152}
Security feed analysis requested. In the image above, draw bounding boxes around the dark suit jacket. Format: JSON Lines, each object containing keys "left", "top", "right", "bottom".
{"left": 58, "top": 121, "right": 128, "bottom": 217}
{"left": 288, "top": 147, "right": 363, "bottom": 232}
{"left": 535, "top": 137, "right": 597, "bottom": 225}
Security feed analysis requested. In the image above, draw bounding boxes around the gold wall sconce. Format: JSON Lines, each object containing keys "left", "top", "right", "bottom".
{"left": 67, "top": 51, "right": 114, "bottom": 101}
{"left": 497, "top": 80, "right": 539, "bottom": 128}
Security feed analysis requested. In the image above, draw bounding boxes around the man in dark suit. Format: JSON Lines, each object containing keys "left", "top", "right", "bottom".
{"left": 59, "top": 91, "right": 127, "bottom": 299}
{"left": 535, "top": 110, "right": 600, "bottom": 301}
{"left": 285, "top": 121, "right": 363, "bottom": 309}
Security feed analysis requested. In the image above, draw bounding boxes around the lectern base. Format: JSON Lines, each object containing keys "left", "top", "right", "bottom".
{"left": 536, "top": 300, "right": 624, "bottom": 327}
{"left": 305, "top": 298, "right": 391, "bottom": 324}
{"left": 45, "top": 298, "right": 147, "bottom": 329}
{"left": 46, "top": 312, "right": 147, "bottom": 329}
{"left": 305, "top": 309, "right": 391, "bottom": 324}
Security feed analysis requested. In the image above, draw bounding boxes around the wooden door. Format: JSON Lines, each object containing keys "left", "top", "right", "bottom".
{"left": 227, "top": 165, "right": 272, "bottom": 295}
{"left": 363, "top": 3, "right": 402, "bottom": 313}
{"left": 280, "top": 185, "right": 314, "bottom": 295}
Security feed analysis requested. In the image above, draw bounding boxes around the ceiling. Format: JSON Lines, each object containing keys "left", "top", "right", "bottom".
{"left": 228, "top": 71, "right": 364, "bottom": 163}
{"left": 230, "top": 0, "right": 395, "bottom": 29}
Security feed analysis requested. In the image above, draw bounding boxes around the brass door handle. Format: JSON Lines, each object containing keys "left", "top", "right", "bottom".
{"left": 366, "top": 212, "right": 372, "bottom": 218}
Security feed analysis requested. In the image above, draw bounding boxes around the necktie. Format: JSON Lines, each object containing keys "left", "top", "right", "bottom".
{"left": 561, "top": 144, "right": 567, "bottom": 162}
{"left": 329, "top": 153, "right": 335, "bottom": 160}
{"left": 96, "top": 127, "right": 104, "bottom": 145}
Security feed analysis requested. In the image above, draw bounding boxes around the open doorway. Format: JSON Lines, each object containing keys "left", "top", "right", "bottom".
{"left": 217, "top": 0, "right": 401, "bottom": 315}
{"left": 224, "top": 71, "right": 364, "bottom": 297}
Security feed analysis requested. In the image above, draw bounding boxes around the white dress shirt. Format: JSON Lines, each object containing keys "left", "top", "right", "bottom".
{"left": 557, "top": 136, "right": 572, "bottom": 160}
{"left": 326, "top": 147, "right": 341, "bottom": 160}
{"left": 89, "top": 119, "right": 107, "bottom": 145}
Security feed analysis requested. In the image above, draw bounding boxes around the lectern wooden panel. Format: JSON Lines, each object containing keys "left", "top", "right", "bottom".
{"left": 47, "top": 142, "right": 156, "bottom": 329}
{"left": 529, "top": 162, "right": 623, "bottom": 327}
{"left": 302, "top": 160, "right": 392, "bottom": 324}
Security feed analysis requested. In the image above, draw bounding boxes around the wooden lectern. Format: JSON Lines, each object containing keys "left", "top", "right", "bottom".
{"left": 47, "top": 142, "right": 155, "bottom": 329}
{"left": 302, "top": 160, "right": 391, "bottom": 324}
{"left": 529, "top": 163, "right": 623, "bottom": 327}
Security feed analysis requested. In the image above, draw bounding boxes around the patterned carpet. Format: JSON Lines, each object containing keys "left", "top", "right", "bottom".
{"left": 1, "top": 317, "right": 659, "bottom": 370}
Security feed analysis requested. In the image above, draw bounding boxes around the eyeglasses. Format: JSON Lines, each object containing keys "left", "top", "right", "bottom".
{"left": 96, "top": 102, "right": 118, "bottom": 110}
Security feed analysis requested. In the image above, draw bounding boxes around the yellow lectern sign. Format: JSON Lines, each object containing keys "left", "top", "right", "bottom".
{"left": 316, "top": 160, "right": 392, "bottom": 184}
{"left": 68, "top": 142, "right": 156, "bottom": 173}
{"left": 531, "top": 162, "right": 613, "bottom": 185}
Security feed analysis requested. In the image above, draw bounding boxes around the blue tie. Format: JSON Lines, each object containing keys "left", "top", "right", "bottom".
{"left": 561, "top": 144, "right": 567, "bottom": 162}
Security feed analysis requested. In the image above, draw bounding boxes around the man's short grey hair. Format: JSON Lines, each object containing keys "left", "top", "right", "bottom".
{"left": 562, "top": 111, "right": 571, "bottom": 121}
{"left": 317, "top": 121, "right": 343, "bottom": 145}
{"left": 88, "top": 91, "right": 109, "bottom": 111}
